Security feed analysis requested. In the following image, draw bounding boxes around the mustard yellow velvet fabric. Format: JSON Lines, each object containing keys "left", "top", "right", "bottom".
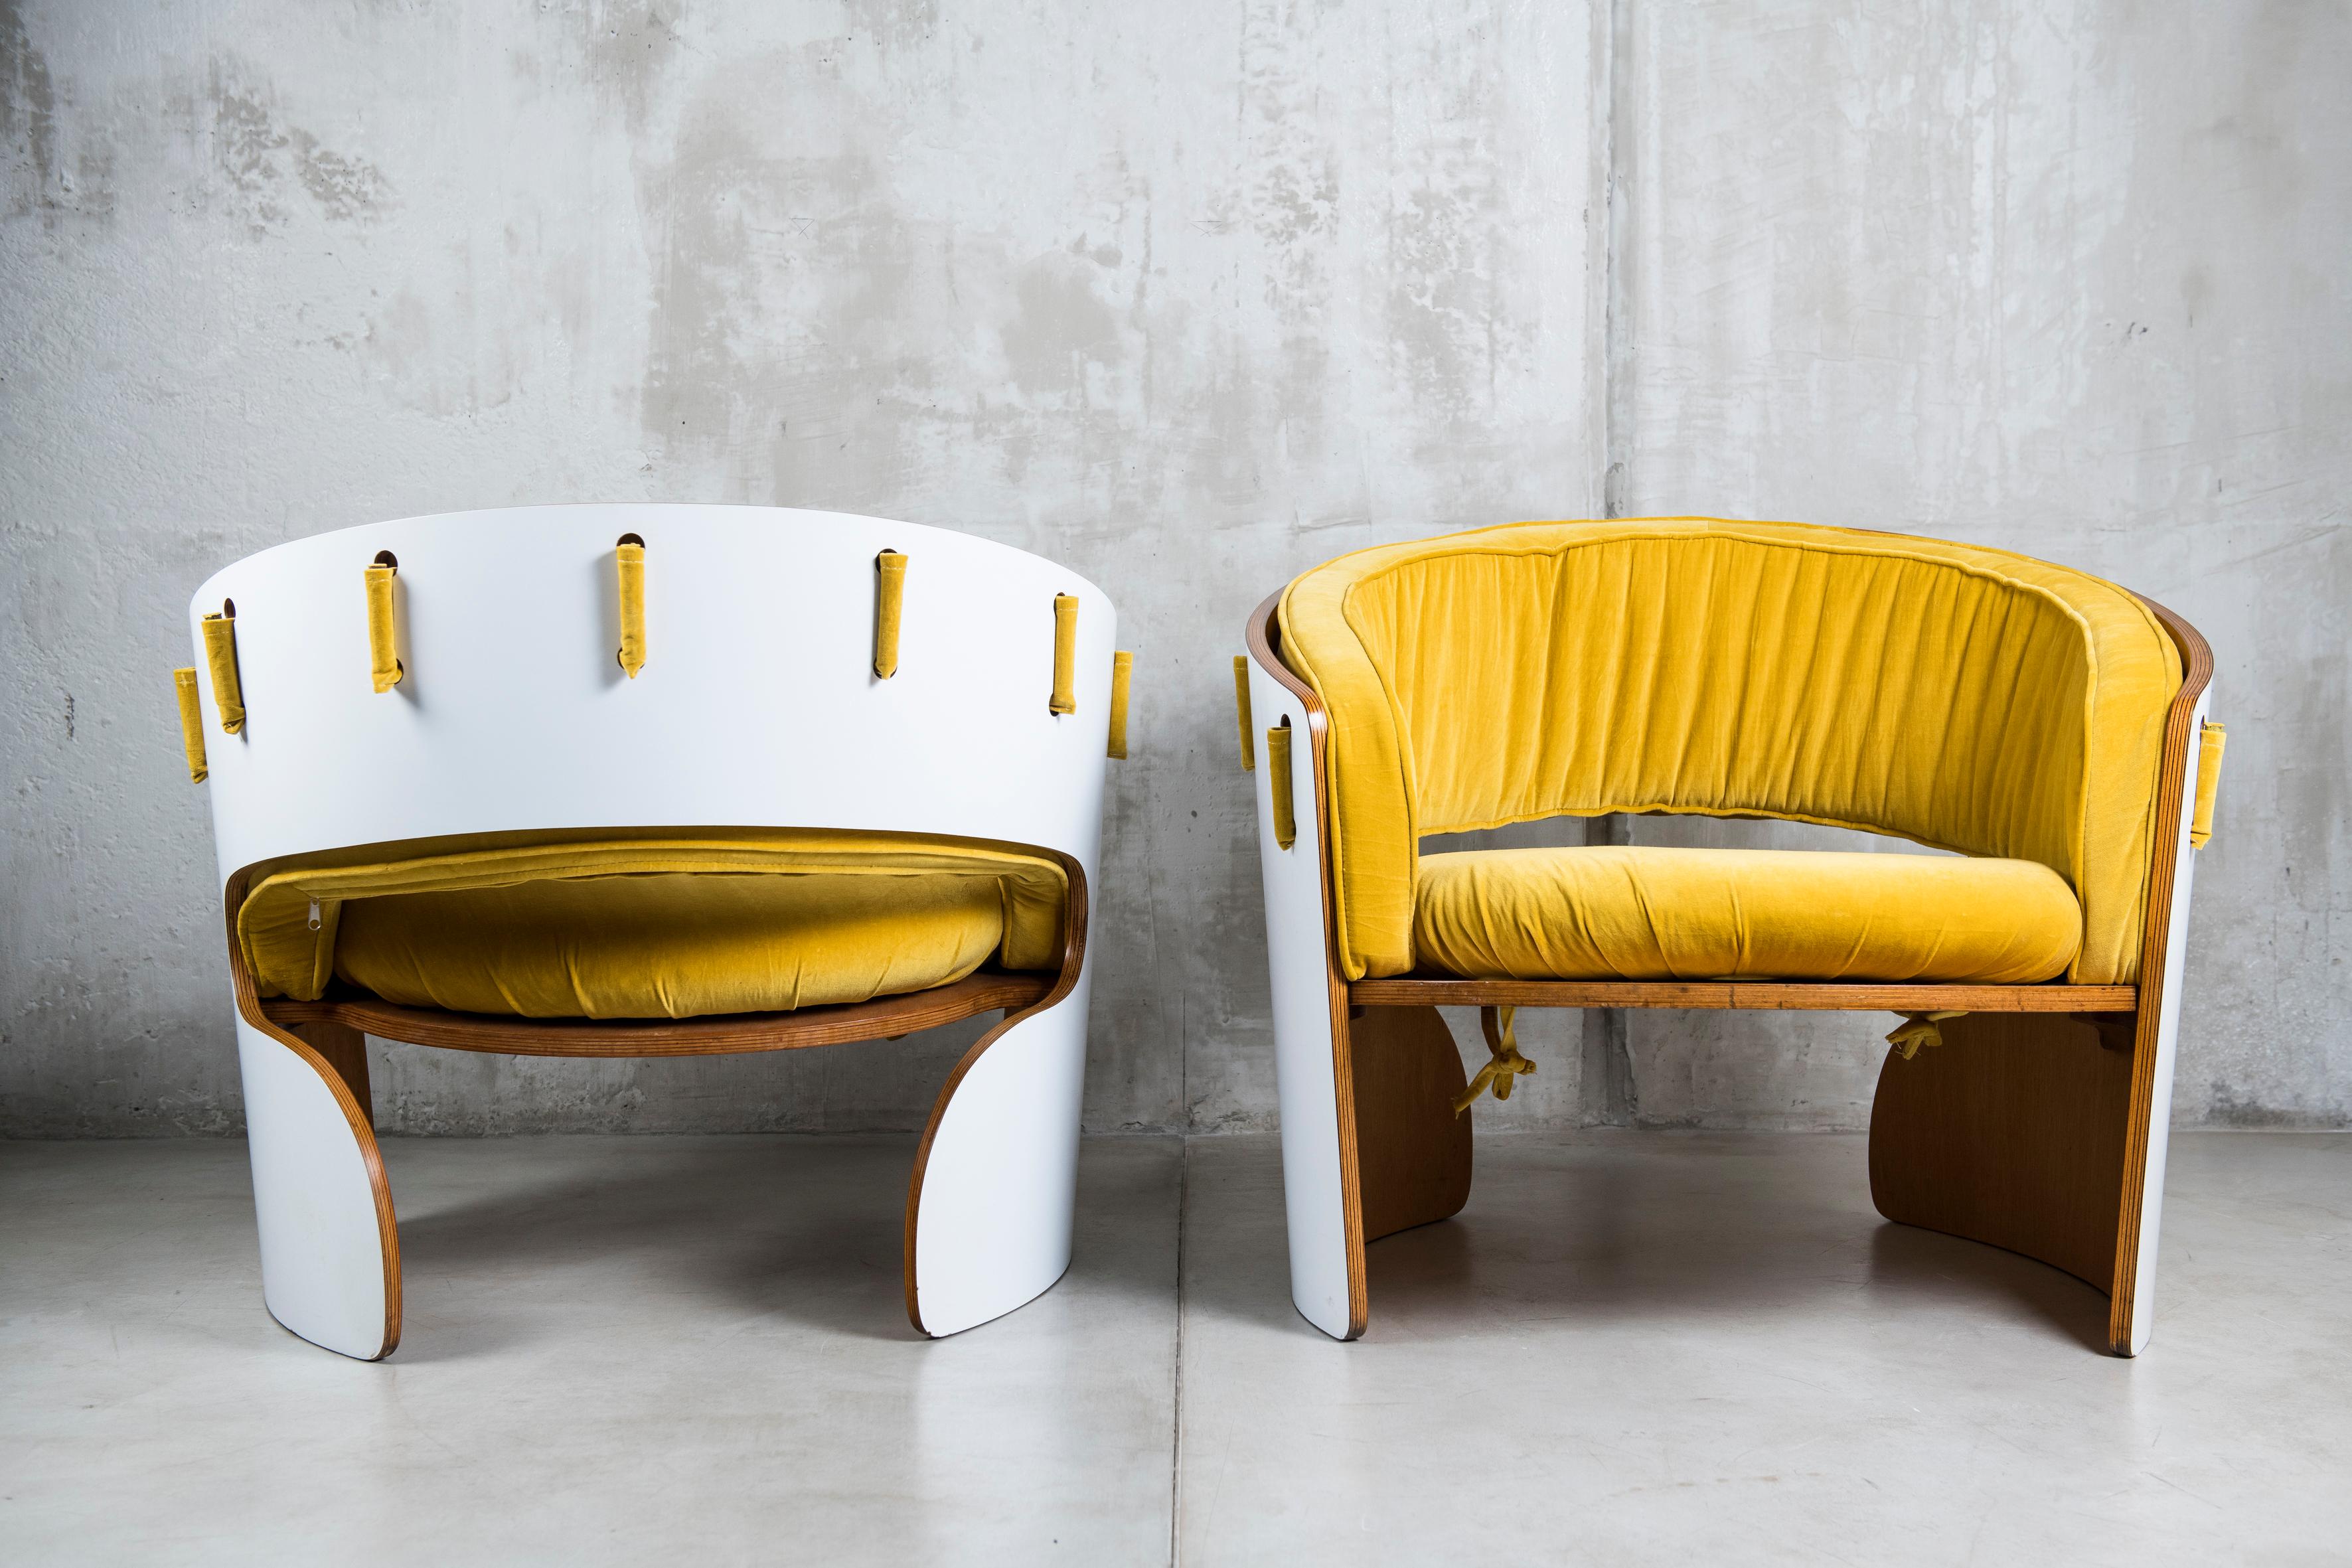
{"left": 2190, "top": 722, "right": 2225, "bottom": 849}
{"left": 1277, "top": 518, "right": 2181, "bottom": 984}
{"left": 874, "top": 550, "right": 907, "bottom": 679}
{"left": 1107, "top": 650, "right": 1135, "bottom": 759}
{"left": 365, "top": 564, "right": 401, "bottom": 692}
{"left": 201, "top": 612, "right": 244, "bottom": 734}
{"left": 238, "top": 830, "right": 1066, "bottom": 1019}
{"left": 1232, "top": 655, "right": 1256, "bottom": 771}
{"left": 1414, "top": 846, "right": 2082, "bottom": 984}
{"left": 1050, "top": 594, "right": 1079, "bottom": 715}
{"left": 336, "top": 874, "right": 1005, "bottom": 1018}
{"left": 615, "top": 542, "right": 647, "bottom": 678}
{"left": 173, "top": 668, "right": 207, "bottom": 783}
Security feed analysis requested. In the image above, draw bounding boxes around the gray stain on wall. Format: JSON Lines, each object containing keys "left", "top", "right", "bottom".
{"left": 587, "top": 0, "right": 686, "bottom": 132}
{"left": 1002, "top": 251, "right": 1125, "bottom": 407}
{"left": 207, "top": 67, "right": 392, "bottom": 236}
{"left": 0, "top": 0, "right": 56, "bottom": 213}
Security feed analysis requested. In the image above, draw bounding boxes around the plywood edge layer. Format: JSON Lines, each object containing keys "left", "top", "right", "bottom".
{"left": 1350, "top": 979, "right": 2136, "bottom": 1013}
{"left": 261, "top": 971, "right": 1057, "bottom": 1058}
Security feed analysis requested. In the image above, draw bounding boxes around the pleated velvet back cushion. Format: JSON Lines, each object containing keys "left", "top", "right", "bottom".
{"left": 1275, "top": 518, "right": 2181, "bottom": 984}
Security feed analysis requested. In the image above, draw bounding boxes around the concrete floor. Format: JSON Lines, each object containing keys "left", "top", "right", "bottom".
{"left": 3, "top": 1133, "right": 2347, "bottom": 1565}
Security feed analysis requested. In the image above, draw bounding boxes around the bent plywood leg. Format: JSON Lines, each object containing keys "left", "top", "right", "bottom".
{"left": 1350, "top": 1006, "right": 1472, "bottom": 1243}
{"left": 235, "top": 1016, "right": 400, "bottom": 1360}
{"left": 290, "top": 1019, "right": 373, "bottom": 1127}
{"left": 1868, "top": 1012, "right": 2134, "bottom": 1300}
{"left": 904, "top": 985, "right": 1089, "bottom": 1338}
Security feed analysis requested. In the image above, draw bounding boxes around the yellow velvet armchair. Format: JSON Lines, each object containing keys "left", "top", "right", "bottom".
{"left": 1239, "top": 518, "right": 2221, "bottom": 1353}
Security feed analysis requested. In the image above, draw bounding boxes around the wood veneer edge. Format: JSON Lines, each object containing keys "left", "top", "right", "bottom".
{"left": 262, "top": 972, "right": 1057, "bottom": 1058}
{"left": 1350, "top": 979, "right": 2137, "bottom": 1012}
{"left": 2106, "top": 595, "right": 2213, "bottom": 1352}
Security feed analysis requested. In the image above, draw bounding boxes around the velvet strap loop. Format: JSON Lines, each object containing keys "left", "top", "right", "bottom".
{"left": 1267, "top": 722, "right": 1296, "bottom": 849}
{"left": 173, "top": 668, "right": 208, "bottom": 783}
{"left": 1453, "top": 1004, "right": 1535, "bottom": 1113}
{"left": 873, "top": 550, "right": 906, "bottom": 678}
{"left": 1886, "top": 1010, "right": 1968, "bottom": 1059}
{"left": 2189, "top": 722, "right": 2225, "bottom": 849}
{"left": 1049, "top": 594, "right": 1078, "bottom": 714}
{"left": 365, "top": 564, "right": 403, "bottom": 692}
{"left": 200, "top": 606, "right": 244, "bottom": 734}
{"left": 1233, "top": 655, "right": 1255, "bottom": 771}
{"left": 1107, "top": 651, "right": 1133, "bottom": 759}
{"left": 615, "top": 538, "right": 647, "bottom": 678}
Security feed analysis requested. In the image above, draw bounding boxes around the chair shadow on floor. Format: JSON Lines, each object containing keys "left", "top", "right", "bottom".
{"left": 1187, "top": 1137, "right": 2110, "bottom": 1353}
{"left": 1857, "top": 1221, "right": 2111, "bottom": 1353}
{"left": 1382, "top": 1162, "right": 2106, "bottom": 1352}
{"left": 382, "top": 1135, "right": 1180, "bottom": 1361}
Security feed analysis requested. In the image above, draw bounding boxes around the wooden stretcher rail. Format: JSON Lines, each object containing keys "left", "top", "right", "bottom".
{"left": 1348, "top": 978, "right": 2138, "bottom": 1013}
{"left": 260, "top": 970, "right": 1057, "bottom": 1058}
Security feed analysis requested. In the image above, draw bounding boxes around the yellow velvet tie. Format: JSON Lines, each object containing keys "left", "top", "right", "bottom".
{"left": 1049, "top": 594, "right": 1078, "bottom": 714}
{"left": 616, "top": 540, "right": 647, "bottom": 678}
{"left": 2189, "top": 722, "right": 2225, "bottom": 849}
{"left": 173, "top": 668, "right": 208, "bottom": 783}
{"left": 873, "top": 550, "right": 906, "bottom": 678}
{"left": 365, "top": 564, "right": 402, "bottom": 692}
{"left": 1454, "top": 1004, "right": 1535, "bottom": 1113}
{"left": 200, "top": 608, "right": 244, "bottom": 734}
{"left": 1232, "top": 655, "right": 1255, "bottom": 771}
{"left": 1107, "top": 651, "right": 1133, "bottom": 759}
{"left": 1266, "top": 722, "right": 1295, "bottom": 849}
{"left": 1886, "top": 1010, "right": 1968, "bottom": 1059}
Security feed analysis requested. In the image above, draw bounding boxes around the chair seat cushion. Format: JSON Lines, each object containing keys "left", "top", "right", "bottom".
{"left": 1412, "top": 845, "right": 2081, "bottom": 984}
{"left": 238, "top": 830, "right": 1067, "bottom": 1019}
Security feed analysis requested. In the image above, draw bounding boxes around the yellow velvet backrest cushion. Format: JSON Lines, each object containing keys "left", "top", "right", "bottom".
{"left": 1277, "top": 518, "right": 2181, "bottom": 984}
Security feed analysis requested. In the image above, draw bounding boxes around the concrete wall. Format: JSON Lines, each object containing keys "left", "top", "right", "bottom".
{"left": 1, "top": 0, "right": 2342, "bottom": 1137}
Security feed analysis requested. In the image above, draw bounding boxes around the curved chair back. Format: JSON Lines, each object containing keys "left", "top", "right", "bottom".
{"left": 187, "top": 506, "right": 1116, "bottom": 892}
{"left": 1275, "top": 518, "right": 2182, "bottom": 983}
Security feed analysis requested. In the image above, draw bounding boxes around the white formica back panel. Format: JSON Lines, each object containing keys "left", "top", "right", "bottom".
{"left": 190, "top": 506, "right": 1114, "bottom": 888}
{"left": 1246, "top": 659, "right": 1356, "bottom": 1340}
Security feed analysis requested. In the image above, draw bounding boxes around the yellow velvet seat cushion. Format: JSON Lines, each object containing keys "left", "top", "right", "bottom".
{"left": 237, "top": 830, "right": 1066, "bottom": 1020}
{"left": 1413, "top": 846, "right": 2082, "bottom": 984}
